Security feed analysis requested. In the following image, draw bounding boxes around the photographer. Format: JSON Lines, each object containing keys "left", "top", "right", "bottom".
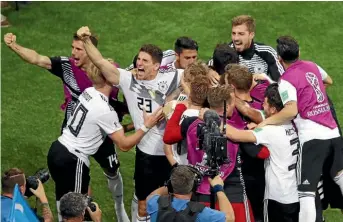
{"left": 1, "top": 168, "right": 53, "bottom": 222}
{"left": 146, "top": 165, "right": 234, "bottom": 222}
{"left": 59, "top": 192, "right": 102, "bottom": 222}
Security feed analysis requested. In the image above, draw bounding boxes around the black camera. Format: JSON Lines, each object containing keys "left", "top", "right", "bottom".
{"left": 197, "top": 110, "right": 230, "bottom": 176}
{"left": 25, "top": 168, "right": 50, "bottom": 198}
{"left": 84, "top": 196, "right": 97, "bottom": 221}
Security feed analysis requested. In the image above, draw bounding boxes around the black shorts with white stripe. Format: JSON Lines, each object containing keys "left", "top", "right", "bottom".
{"left": 47, "top": 140, "right": 90, "bottom": 200}
{"left": 298, "top": 137, "right": 343, "bottom": 193}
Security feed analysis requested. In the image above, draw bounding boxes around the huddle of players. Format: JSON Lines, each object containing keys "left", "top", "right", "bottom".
{"left": 4, "top": 13, "right": 343, "bottom": 222}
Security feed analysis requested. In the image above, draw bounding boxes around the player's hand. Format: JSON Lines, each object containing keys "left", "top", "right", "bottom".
{"left": 198, "top": 108, "right": 210, "bottom": 120}
{"left": 4, "top": 33, "right": 17, "bottom": 48}
{"left": 208, "top": 69, "right": 220, "bottom": 87}
{"left": 131, "top": 68, "right": 138, "bottom": 78}
{"left": 208, "top": 175, "right": 224, "bottom": 187}
{"left": 29, "top": 179, "right": 48, "bottom": 203}
{"left": 87, "top": 202, "right": 102, "bottom": 222}
{"left": 143, "top": 106, "right": 164, "bottom": 128}
{"left": 252, "top": 73, "right": 267, "bottom": 81}
{"left": 256, "top": 121, "right": 267, "bottom": 128}
{"left": 77, "top": 26, "right": 91, "bottom": 39}
{"left": 247, "top": 122, "right": 257, "bottom": 130}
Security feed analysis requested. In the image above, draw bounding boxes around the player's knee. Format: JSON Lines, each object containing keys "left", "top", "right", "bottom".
{"left": 336, "top": 169, "right": 343, "bottom": 177}
{"left": 138, "top": 200, "right": 147, "bottom": 217}
{"left": 102, "top": 167, "right": 119, "bottom": 179}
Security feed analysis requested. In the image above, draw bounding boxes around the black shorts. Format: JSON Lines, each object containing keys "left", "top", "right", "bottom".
{"left": 267, "top": 199, "right": 299, "bottom": 222}
{"left": 298, "top": 137, "right": 343, "bottom": 193}
{"left": 134, "top": 147, "right": 171, "bottom": 201}
{"left": 92, "top": 136, "right": 120, "bottom": 176}
{"left": 61, "top": 115, "right": 120, "bottom": 175}
{"left": 47, "top": 140, "right": 90, "bottom": 200}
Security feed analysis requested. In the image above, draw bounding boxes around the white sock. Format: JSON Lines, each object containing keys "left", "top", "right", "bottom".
{"left": 131, "top": 193, "right": 139, "bottom": 222}
{"left": 56, "top": 200, "right": 62, "bottom": 222}
{"left": 334, "top": 171, "right": 343, "bottom": 194}
{"left": 299, "top": 193, "right": 316, "bottom": 222}
{"left": 107, "top": 171, "right": 130, "bottom": 222}
{"left": 136, "top": 213, "right": 151, "bottom": 222}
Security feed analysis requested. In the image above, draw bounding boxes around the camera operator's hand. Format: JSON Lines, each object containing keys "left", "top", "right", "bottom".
{"left": 208, "top": 175, "right": 224, "bottom": 187}
{"left": 87, "top": 202, "right": 102, "bottom": 222}
{"left": 29, "top": 179, "right": 48, "bottom": 203}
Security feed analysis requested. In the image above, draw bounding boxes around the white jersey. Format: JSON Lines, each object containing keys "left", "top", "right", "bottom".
{"left": 117, "top": 68, "right": 183, "bottom": 155}
{"left": 252, "top": 123, "right": 299, "bottom": 204}
{"left": 172, "top": 109, "right": 200, "bottom": 164}
{"left": 58, "top": 87, "right": 122, "bottom": 167}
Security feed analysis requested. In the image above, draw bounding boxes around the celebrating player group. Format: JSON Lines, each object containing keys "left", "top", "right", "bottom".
{"left": 4, "top": 14, "right": 343, "bottom": 222}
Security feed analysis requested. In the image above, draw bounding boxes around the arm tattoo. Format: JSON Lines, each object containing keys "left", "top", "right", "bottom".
{"left": 41, "top": 203, "right": 53, "bottom": 222}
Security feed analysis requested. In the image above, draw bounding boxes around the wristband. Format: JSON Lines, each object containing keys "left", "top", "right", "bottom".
{"left": 212, "top": 184, "right": 224, "bottom": 194}
{"left": 140, "top": 125, "right": 150, "bottom": 133}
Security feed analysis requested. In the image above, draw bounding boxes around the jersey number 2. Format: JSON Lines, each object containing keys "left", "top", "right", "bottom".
{"left": 137, "top": 97, "right": 152, "bottom": 113}
{"left": 68, "top": 103, "right": 88, "bottom": 137}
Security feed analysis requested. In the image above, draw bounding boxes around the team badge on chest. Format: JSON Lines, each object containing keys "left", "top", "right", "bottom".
{"left": 158, "top": 81, "right": 168, "bottom": 93}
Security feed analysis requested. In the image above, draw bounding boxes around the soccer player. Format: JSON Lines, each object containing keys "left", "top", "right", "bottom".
{"left": 47, "top": 60, "right": 163, "bottom": 221}
{"left": 77, "top": 26, "right": 184, "bottom": 222}
{"left": 3, "top": 32, "right": 131, "bottom": 222}
{"left": 208, "top": 15, "right": 284, "bottom": 81}
{"left": 126, "top": 36, "right": 198, "bottom": 70}
{"left": 258, "top": 36, "right": 343, "bottom": 222}
{"left": 226, "top": 83, "right": 300, "bottom": 222}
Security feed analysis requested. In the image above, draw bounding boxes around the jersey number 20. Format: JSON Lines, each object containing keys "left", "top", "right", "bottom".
{"left": 68, "top": 103, "right": 89, "bottom": 137}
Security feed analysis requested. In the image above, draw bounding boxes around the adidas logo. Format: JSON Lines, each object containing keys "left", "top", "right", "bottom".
{"left": 302, "top": 179, "right": 310, "bottom": 185}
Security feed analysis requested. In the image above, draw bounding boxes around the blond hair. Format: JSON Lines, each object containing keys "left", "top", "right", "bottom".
{"left": 232, "top": 15, "right": 256, "bottom": 33}
{"left": 207, "top": 85, "right": 234, "bottom": 108}
{"left": 183, "top": 60, "right": 209, "bottom": 84}
{"left": 86, "top": 58, "right": 113, "bottom": 87}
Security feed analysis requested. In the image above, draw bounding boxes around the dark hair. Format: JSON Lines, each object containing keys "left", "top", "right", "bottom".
{"left": 139, "top": 44, "right": 163, "bottom": 64}
{"left": 73, "top": 33, "right": 98, "bottom": 47}
{"left": 264, "top": 83, "right": 284, "bottom": 111}
{"left": 2, "top": 168, "right": 25, "bottom": 193}
{"left": 276, "top": 36, "right": 299, "bottom": 63}
{"left": 60, "top": 192, "right": 88, "bottom": 220}
{"left": 174, "top": 37, "right": 199, "bottom": 54}
{"left": 132, "top": 54, "right": 138, "bottom": 68}
{"left": 171, "top": 166, "right": 195, "bottom": 194}
{"left": 213, "top": 43, "right": 239, "bottom": 75}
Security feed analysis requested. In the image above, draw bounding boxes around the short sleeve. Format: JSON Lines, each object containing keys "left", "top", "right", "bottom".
{"left": 316, "top": 64, "right": 328, "bottom": 81}
{"left": 278, "top": 79, "right": 297, "bottom": 105}
{"left": 97, "top": 111, "right": 123, "bottom": 134}
{"left": 117, "top": 68, "right": 133, "bottom": 88}
{"left": 146, "top": 194, "right": 160, "bottom": 215}
{"left": 251, "top": 126, "right": 273, "bottom": 146}
{"left": 198, "top": 207, "right": 226, "bottom": 222}
{"left": 48, "top": 56, "right": 67, "bottom": 78}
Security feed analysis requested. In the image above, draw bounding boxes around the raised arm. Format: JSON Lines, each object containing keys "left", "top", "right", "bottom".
{"left": 4, "top": 33, "right": 51, "bottom": 69}
{"left": 77, "top": 26, "right": 121, "bottom": 85}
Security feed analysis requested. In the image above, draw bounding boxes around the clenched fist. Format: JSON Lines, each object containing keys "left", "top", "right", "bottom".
{"left": 4, "top": 33, "right": 16, "bottom": 47}
{"left": 77, "top": 26, "right": 91, "bottom": 39}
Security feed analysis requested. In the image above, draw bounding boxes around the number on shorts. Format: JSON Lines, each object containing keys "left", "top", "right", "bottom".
{"left": 68, "top": 103, "right": 88, "bottom": 137}
{"left": 137, "top": 97, "right": 152, "bottom": 113}
{"left": 107, "top": 154, "right": 118, "bottom": 168}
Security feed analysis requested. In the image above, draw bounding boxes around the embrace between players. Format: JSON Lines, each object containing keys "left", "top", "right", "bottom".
{"left": 4, "top": 14, "right": 343, "bottom": 222}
